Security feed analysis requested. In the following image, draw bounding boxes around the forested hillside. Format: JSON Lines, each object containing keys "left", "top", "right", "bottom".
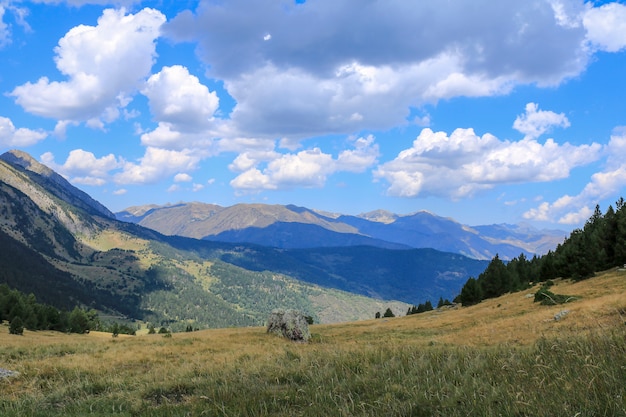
{"left": 456, "top": 199, "right": 626, "bottom": 306}
{"left": 0, "top": 150, "right": 420, "bottom": 329}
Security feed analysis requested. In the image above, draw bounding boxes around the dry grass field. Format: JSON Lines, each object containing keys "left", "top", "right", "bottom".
{"left": 1, "top": 269, "right": 626, "bottom": 416}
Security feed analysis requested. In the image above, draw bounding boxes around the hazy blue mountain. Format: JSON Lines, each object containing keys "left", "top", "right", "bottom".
{"left": 207, "top": 222, "right": 411, "bottom": 249}
{"left": 119, "top": 203, "right": 566, "bottom": 260}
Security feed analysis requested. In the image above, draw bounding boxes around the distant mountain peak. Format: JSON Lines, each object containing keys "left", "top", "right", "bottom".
{"left": 357, "top": 209, "right": 398, "bottom": 224}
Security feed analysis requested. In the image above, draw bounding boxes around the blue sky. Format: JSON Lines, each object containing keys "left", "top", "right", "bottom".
{"left": 1, "top": 0, "right": 626, "bottom": 230}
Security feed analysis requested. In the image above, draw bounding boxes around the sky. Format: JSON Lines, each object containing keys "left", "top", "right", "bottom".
{"left": 1, "top": 0, "right": 626, "bottom": 230}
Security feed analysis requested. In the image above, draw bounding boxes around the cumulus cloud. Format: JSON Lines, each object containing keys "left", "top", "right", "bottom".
{"left": 224, "top": 55, "right": 513, "bottom": 140}
{"left": 141, "top": 65, "right": 220, "bottom": 133}
{"left": 168, "top": 0, "right": 587, "bottom": 82}
{"left": 336, "top": 135, "right": 380, "bottom": 173}
{"left": 230, "top": 135, "right": 379, "bottom": 192}
{"left": 114, "top": 147, "right": 202, "bottom": 185}
{"left": 374, "top": 126, "right": 602, "bottom": 200}
{"left": 230, "top": 148, "right": 334, "bottom": 191}
{"left": 10, "top": 7, "right": 165, "bottom": 127}
{"left": 173, "top": 173, "right": 192, "bottom": 182}
{"left": 138, "top": 65, "right": 227, "bottom": 154}
{"left": 40, "top": 149, "right": 122, "bottom": 185}
{"left": 163, "top": 0, "right": 591, "bottom": 140}
{"left": 513, "top": 102, "right": 570, "bottom": 139}
{"left": 583, "top": 2, "right": 626, "bottom": 52}
{"left": 0, "top": 116, "right": 47, "bottom": 147}
{"left": 523, "top": 130, "right": 626, "bottom": 224}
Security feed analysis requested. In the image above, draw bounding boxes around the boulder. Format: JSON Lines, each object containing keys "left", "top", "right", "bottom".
{"left": 266, "top": 309, "right": 311, "bottom": 342}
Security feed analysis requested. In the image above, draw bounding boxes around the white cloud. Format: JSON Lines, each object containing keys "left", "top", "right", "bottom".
{"left": 230, "top": 135, "right": 379, "bottom": 192}
{"left": 228, "top": 150, "right": 280, "bottom": 173}
{"left": 40, "top": 149, "right": 122, "bottom": 185}
{"left": 336, "top": 135, "right": 380, "bottom": 173}
{"left": 164, "top": 0, "right": 591, "bottom": 140}
{"left": 174, "top": 173, "right": 192, "bottom": 182}
{"left": 513, "top": 102, "right": 570, "bottom": 139}
{"left": 0, "top": 116, "right": 47, "bottom": 147}
{"left": 523, "top": 130, "right": 626, "bottom": 224}
{"left": 583, "top": 2, "right": 626, "bottom": 52}
{"left": 374, "top": 126, "right": 602, "bottom": 200}
{"left": 230, "top": 168, "right": 276, "bottom": 191}
{"left": 114, "top": 147, "right": 202, "bottom": 185}
{"left": 142, "top": 65, "right": 220, "bottom": 133}
{"left": 548, "top": 0, "right": 586, "bottom": 29}
{"left": 10, "top": 7, "right": 165, "bottom": 127}
{"left": 113, "top": 188, "right": 127, "bottom": 195}
{"left": 225, "top": 55, "right": 519, "bottom": 141}
{"left": 168, "top": 0, "right": 588, "bottom": 83}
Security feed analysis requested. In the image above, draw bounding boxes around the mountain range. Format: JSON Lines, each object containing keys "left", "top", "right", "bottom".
{"left": 0, "top": 149, "right": 492, "bottom": 329}
{"left": 117, "top": 202, "right": 566, "bottom": 261}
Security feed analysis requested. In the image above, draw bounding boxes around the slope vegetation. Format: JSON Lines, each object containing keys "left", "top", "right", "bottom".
{"left": 0, "top": 150, "right": 422, "bottom": 327}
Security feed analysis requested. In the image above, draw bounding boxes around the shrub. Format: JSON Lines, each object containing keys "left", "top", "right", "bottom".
{"left": 534, "top": 287, "right": 578, "bottom": 306}
{"left": 9, "top": 317, "right": 24, "bottom": 335}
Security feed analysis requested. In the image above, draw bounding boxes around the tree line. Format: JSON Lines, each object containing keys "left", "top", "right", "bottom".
{"left": 455, "top": 198, "right": 626, "bottom": 306}
{"left": 0, "top": 283, "right": 136, "bottom": 336}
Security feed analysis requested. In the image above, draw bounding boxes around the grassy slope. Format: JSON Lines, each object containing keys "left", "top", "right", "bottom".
{"left": 1, "top": 269, "right": 626, "bottom": 416}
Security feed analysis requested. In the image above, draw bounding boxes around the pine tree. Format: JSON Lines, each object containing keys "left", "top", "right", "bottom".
{"left": 479, "top": 254, "right": 510, "bottom": 298}
{"left": 457, "top": 277, "right": 482, "bottom": 306}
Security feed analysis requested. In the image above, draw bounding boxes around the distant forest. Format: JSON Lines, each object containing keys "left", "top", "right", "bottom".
{"left": 456, "top": 198, "right": 626, "bottom": 306}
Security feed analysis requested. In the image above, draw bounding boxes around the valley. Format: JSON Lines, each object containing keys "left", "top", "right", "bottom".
{"left": 0, "top": 150, "right": 489, "bottom": 328}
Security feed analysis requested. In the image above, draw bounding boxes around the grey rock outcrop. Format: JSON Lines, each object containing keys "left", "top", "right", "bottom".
{"left": 266, "top": 309, "right": 311, "bottom": 342}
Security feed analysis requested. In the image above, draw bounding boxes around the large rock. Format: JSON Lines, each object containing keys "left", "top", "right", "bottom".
{"left": 266, "top": 309, "right": 311, "bottom": 342}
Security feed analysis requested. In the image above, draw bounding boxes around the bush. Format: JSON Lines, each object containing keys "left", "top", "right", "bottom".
{"left": 534, "top": 287, "right": 578, "bottom": 306}
{"left": 9, "top": 317, "right": 24, "bottom": 335}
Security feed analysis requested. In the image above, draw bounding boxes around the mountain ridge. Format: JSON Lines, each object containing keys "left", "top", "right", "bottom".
{"left": 118, "top": 202, "right": 566, "bottom": 260}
